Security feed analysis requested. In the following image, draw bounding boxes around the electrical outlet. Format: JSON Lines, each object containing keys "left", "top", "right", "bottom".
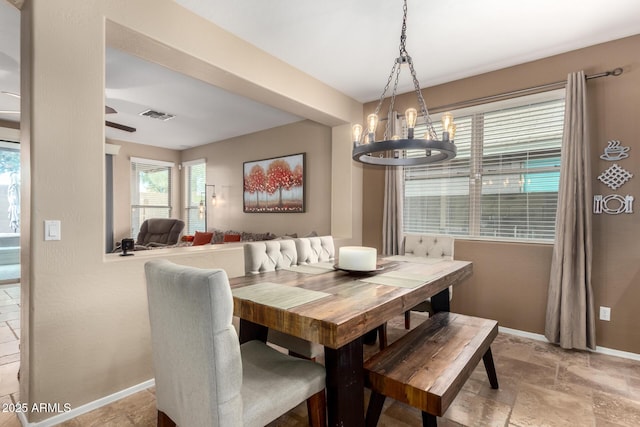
{"left": 599, "top": 306, "right": 611, "bottom": 321}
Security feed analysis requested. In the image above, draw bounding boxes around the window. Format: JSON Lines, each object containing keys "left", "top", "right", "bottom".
{"left": 131, "top": 157, "right": 174, "bottom": 237}
{"left": 0, "top": 141, "right": 20, "bottom": 234}
{"left": 184, "top": 159, "right": 206, "bottom": 235}
{"left": 403, "top": 90, "right": 565, "bottom": 242}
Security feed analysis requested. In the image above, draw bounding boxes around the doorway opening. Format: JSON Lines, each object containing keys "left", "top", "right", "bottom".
{"left": 0, "top": 140, "right": 20, "bottom": 405}
{"left": 0, "top": 141, "right": 20, "bottom": 285}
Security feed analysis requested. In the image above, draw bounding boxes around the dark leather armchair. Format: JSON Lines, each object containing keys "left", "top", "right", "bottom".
{"left": 136, "top": 218, "right": 185, "bottom": 248}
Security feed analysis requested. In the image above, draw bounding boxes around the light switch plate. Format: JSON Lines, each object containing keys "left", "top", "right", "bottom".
{"left": 599, "top": 306, "right": 611, "bottom": 321}
{"left": 44, "top": 220, "right": 61, "bottom": 241}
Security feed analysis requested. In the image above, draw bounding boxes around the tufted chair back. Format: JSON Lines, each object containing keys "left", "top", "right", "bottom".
{"left": 294, "top": 236, "right": 335, "bottom": 265}
{"left": 243, "top": 240, "right": 323, "bottom": 359}
{"left": 402, "top": 234, "right": 455, "bottom": 329}
{"left": 243, "top": 240, "right": 298, "bottom": 275}
{"left": 136, "top": 218, "right": 185, "bottom": 246}
{"left": 403, "top": 234, "right": 454, "bottom": 260}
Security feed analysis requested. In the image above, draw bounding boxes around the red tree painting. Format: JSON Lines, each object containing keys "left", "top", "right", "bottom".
{"left": 245, "top": 164, "right": 266, "bottom": 208}
{"left": 243, "top": 153, "right": 305, "bottom": 213}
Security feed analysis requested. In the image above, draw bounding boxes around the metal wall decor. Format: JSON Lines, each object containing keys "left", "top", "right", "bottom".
{"left": 594, "top": 139, "right": 634, "bottom": 215}
{"left": 597, "top": 164, "right": 633, "bottom": 190}
{"left": 593, "top": 194, "right": 634, "bottom": 214}
{"left": 600, "top": 140, "right": 630, "bottom": 161}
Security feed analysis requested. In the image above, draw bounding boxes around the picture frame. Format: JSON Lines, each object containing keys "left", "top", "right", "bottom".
{"left": 243, "top": 153, "right": 305, "bottom": 213}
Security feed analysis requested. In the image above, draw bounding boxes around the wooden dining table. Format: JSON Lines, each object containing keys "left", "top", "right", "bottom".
{"left": 229, "top": 256, "right": 473, "bottom": 427}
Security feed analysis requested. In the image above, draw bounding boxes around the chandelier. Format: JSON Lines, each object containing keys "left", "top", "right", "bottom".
{"left": 352, "top": 0, "right": 457, "bottom": 167}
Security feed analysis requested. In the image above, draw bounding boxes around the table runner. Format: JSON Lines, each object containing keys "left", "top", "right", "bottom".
{"left": 281, "top": 262, "right": 335, "bottom": 275}
{"left": 358, "top": 270, "right": 437, "bottom": 289}
{"left": 231, "top": 282, "right": 331, "bottom": 309}
{"left": 383, "top": 255, "right": 445, "bottom": 265}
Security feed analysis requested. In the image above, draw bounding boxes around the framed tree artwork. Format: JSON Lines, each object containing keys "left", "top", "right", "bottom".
{"left": 243, "top": 153, "right": 305, "bottom": 213}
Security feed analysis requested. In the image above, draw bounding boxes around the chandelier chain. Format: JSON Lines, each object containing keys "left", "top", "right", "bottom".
{"left": 373, "top": 62, "right": 399, "bottom": 119}
{"left": 408, "top": 59, "right": 437, "bottom": 139}
{"left": 383, "top": 65, "right": 402, "bottom": 140}
{"left": 399, "top": 0, "right": 408, "bottom": 57}
{"left": 401, "top": 0, "right": 437, "bottom": 140}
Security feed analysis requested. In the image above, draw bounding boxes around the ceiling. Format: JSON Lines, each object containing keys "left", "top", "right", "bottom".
{"left": 1, "top": 0, "right": 640, "bottom": 149}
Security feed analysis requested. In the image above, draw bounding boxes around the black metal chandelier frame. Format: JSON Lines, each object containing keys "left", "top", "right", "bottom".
{"left": 352, "top": 0, "right": 457, "bottom": 166}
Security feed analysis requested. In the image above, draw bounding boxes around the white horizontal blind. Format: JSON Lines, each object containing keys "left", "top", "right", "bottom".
{"left": 185, "top": 161, "right": 206, "bottom": 235}
{"left": 404, "top": 115, "right": 473, "bottom": 235}
{"left": 403, "top": 93, "right": 565, "bottom": 242}
{"left": 131, "top": 159, "right": 173, "bottom": 237}
{"left": 480, "top": 100, "right": 563, "bottom": 240}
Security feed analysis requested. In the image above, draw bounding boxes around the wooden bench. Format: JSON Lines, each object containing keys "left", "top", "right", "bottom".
{"left": 364, "top": 312, "right": 499, "bottom": 427}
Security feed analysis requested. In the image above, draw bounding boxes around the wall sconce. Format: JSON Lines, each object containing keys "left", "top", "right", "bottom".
{"left": 208, "top": 184, "right": 217, "bottom": 206}
{"left": 200, "top": 184, "right": 217, "bottom": 231}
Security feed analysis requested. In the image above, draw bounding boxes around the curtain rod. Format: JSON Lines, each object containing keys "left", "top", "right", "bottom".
{"left": 428, "top": 67, "right": 624, "bottom": 113}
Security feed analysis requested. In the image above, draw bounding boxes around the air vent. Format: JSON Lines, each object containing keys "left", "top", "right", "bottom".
{"left": 139, "top": 109, "right": 176, "bottom": 121}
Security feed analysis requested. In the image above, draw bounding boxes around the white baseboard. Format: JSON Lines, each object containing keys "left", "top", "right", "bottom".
{"left": 17, "top": 379, "right": 155, "bottom": 427}
{"left": 499, "top": 326, "right": 640, "bottom": 362}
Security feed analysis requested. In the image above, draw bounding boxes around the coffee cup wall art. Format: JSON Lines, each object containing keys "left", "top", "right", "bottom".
{"left": 601, "top": 140, "right": 630, "bottom": 161}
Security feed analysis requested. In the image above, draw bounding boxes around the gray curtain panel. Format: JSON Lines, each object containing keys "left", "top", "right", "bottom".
{"left": 383, "top": 165, "right": 404, "bottom": 255}
{"left": 544, "top": 71, "right": 596, "bottom": 350}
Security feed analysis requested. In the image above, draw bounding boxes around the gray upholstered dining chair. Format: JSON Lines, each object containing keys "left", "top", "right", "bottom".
{"left": 145, "top": 259, "right": 326, "bottom": 427}
{"left": 403, "top": 234, "right": 455, "bottom": 329}
{"left": 294, "top": 235, "right": 335, "bottom": 265}
{"left": 243, "top": 240, "right": 324, "bottom": 360}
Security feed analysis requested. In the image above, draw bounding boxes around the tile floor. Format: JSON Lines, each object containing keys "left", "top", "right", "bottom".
{"left": 0, "top": 284, "right": 21, "bottom": 427}
{"left": 2, "top": 301, "right": 640, "bottom": 426}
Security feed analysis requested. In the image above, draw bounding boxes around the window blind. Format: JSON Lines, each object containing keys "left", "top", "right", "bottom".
{"left": 403, "top": 92, "right": 565, "bottom": 242}
{"left": 184, "top": 161, "right": 206, "bottom": 234}
{"left": 131, "top": 158, "right": 173, "bottom": 237}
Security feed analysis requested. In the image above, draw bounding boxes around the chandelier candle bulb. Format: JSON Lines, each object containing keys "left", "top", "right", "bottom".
{"left": 405, "top": 108, "right": 418, "bottom": 138}
{"left": 352, "top": 124, "right": 363, "bottom": 144}
{"left": 338, "top": 246, "right": 377, "bottom": 271}
{"left": 367, "top": 114, "right": 378, "bottom": 143}
{"left": 441, "top": 112, "right": 454, "bottom": 131}
{"left": 448, "top": 123, "right": 457, "bottom": 141}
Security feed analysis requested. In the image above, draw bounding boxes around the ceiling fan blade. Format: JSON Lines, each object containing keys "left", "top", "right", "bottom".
{"left": 105, "top": 105, "right": 117, "bottom": 114}
{"left": 105, "top": 120, "right": 136, "bottom": 133}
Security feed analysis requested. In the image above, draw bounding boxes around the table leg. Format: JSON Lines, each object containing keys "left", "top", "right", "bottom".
{"left": 430, "top": 287, "right": 450, "bottom": 313}
{"left": 324, "top": 337, "right": 365, "bottom": 427}
{"left": 238, "top": 318, "right": 268, "bottom": 344}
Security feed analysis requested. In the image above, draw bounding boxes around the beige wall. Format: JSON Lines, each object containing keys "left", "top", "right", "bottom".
{"left": 20, "top": 0, "right": 361, "bottom": 422}
{"left": 183, "top": 120, "right": 332, "bottom": 237}
{"left": 362, "top": 34, "right": 640, "bottom": 354}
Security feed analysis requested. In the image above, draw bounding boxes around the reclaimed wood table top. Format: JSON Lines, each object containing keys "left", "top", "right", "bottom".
{"left": 229, "top": 258, "right": 472, "bottom": 349}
